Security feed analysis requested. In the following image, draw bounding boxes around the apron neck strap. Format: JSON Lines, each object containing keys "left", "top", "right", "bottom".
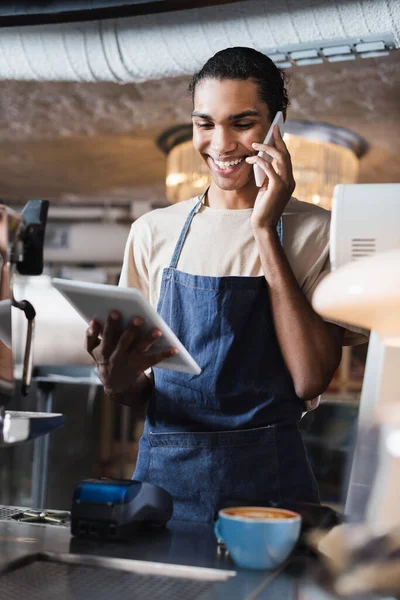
{"left": 276, "top": 216, "right": 283, "bottom": 242}
{"left": 169, "top": 187, "right": 208, "bottom": 269}
{"left": 168, "top": 187, "right": 284, "bottom": 270}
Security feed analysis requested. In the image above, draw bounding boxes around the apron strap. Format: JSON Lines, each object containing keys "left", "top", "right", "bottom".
{"left": 169, "top": 187, "right": 208, "bottom": 269}
{"left": 169, "top": 186, "right": 284, "bottom": 269}
{"left": 277, "top": 215, "right": 283, "bottom": 244}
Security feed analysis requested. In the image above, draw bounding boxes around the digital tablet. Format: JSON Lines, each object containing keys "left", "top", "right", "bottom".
{"left": 52, "top": 278, "right": 202, "bottom": 376}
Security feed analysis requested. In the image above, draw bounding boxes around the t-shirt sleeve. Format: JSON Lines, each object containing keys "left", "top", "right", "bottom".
{"left": 295, "top": 207, "right": 369, "bottom": 347}
{"left": 118, "top": 220, "right": 150, "bottom": 300}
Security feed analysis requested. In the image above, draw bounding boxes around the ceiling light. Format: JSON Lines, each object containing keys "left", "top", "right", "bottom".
{"left": 294, "top": 58, "right": 324, "bottom": 66}
{"left": 355, "top": 41, "right": 386, "bottom": 53}
{"left": 322, "top": 45, "right": 352, "bottom": 56}
{"left": 290, "top": 49, "right": 319, "bottom": 60}
{"left": 327, "top": 55, "right": 356, "bottom": 63}
{"left": 360, "top": 51, "right": 389, "bottom": 59}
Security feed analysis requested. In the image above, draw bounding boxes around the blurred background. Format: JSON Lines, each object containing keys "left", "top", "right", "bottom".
{"left": 0, "top": 0, "right": 398, "bottom": 512}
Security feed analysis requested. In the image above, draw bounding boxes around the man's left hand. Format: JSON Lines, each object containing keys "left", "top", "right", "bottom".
{"left": 246, "top": 125, "right": 296, "bottom": 230}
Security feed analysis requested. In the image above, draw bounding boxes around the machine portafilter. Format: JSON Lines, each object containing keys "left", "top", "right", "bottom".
{"left": 0, "top": 200, "right": 63, "bottom": 446}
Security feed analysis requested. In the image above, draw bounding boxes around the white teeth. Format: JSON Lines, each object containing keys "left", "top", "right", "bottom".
{"left": 214, "top": 157, "right": 244, "bottom": 169}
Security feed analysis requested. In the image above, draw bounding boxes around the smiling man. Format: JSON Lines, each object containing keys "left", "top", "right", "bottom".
{"left": 86, "top": 47, "right": 367, "bottom": 523}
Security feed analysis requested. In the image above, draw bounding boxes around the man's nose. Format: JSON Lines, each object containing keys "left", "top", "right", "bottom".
{"left": 210, "top": 127, "right": 236, "bottom": 155}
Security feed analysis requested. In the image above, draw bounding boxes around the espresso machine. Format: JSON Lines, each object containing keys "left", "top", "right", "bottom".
{"left": 0, "top": 200, "right": 63, "bottom": 446}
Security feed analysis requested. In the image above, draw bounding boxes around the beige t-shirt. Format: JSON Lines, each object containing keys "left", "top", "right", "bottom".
{"left": 119, "top": 195, "right": 368, "bottom": 346}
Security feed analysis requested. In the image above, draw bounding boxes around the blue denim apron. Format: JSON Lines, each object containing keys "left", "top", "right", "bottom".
{"left": 134, "top": 190, "right": 319, "bottom": 523}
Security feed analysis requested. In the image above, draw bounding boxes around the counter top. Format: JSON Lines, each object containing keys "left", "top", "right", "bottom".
{"left": 0, "top": 510, "right": 324, "bottom": 599}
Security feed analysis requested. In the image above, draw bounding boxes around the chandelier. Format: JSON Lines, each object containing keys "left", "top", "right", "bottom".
{"left": 157, "top": 122, "right": 367, "bottom": 210}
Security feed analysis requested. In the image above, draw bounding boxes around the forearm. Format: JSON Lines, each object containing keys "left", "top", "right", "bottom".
{"left": 104, "top": 372, "right": 153, "bottom": 414}
{"left": 253, "top": 227, "right": 342, "bottom": 399}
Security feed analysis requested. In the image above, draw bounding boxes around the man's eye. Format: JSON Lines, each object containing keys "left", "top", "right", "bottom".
{"left": 234, "top": 123, "right": 253, "bottom": 129}
{"left": 196, "top": 122, "right": 213, "bottom": 129}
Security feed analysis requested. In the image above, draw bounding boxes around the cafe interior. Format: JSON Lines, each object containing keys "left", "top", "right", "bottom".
{"left": 0, "top": 1, "right": 399, "bottom": 598}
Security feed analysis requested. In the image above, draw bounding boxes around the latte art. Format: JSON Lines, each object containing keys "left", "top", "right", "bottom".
{"left": 222, "top": 507, "right": 298, "bottom": 520}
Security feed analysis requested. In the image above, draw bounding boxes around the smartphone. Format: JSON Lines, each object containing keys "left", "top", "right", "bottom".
{"left": 253, "top": 111, "right": 285, "bottom": 188}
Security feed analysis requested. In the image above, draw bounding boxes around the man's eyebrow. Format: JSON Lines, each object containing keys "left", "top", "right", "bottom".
{"left": 191, "top": 110, "right": 261, "bottom": 120}
{"left": 191, "top": 111, "right": 212, "bottom": 119}
{"left": 228, "top": 110, "right": 261, "bottom": 120}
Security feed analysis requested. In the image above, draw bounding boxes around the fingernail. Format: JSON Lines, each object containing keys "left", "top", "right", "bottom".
{"left": 88, "top": 327, "right": 93, "bottom": 335}
{"left": 111, "top": 311, "right": 119, "bottom": 320}
{"left": 170, "top": 348, "right": 179, "bottom": 355}
{"left": 252, "top": 142, "right": 258, "bottom": 147}
{"left": 152, "top": 330, "right": 162, "bottom": 338}
{"left": 133, "top": 317, "right": 143, "bottom": 326}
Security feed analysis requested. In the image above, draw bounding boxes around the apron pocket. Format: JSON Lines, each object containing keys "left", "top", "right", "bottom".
{"left": 148, "top": 426, "right": 282, "bottom": 523}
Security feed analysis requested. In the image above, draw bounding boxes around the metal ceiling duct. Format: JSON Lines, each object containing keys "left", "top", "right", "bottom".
{"left": 0, "top": 0, "right": 398, "bottom": 82}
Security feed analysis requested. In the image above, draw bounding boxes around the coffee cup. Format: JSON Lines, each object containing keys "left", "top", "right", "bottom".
{"left": 214, "top": 506, "right": 301, "bottom": 570}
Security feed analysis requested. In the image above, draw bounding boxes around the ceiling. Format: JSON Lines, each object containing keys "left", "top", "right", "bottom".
{"left": 0, "top": 50, "right": 399, "bottom": 206}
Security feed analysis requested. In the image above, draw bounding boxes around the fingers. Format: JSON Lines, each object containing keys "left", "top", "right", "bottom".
{"left": 247, "top": 138, "right": 294, "bottom": 186}
{"left": 271, "top": 126, "right": 295, "bottom": 184}
{"left": 117, "top": 316, "right": 145, "bottom": 353}
{"left": 136, "top": 328, "right": 163, "bottom": 353}
{"left": 249, "top": 142, "right": 281, "bottom": 163}
{"left": 143, "top": 347, "right": 179, "bottom": 370}
{"left": 101, "top": 311, "right": 123, "bottom": 359}
{"left": 85, "top": 319, "right": 102, "bottom": 354}
{"left": 272, "top": 124, "right": 288, "bottom": 152}
{"left": 246, "top": 156, "right": 280, "bottom": 182}
{"left": 253, "top": 158, "right": 295, "bottom": 195}
{"left": 114, "top": 317, "right": 178, "bottom": 369}
{"left": 118, "top": 319, "right": 168, "bottom": 355}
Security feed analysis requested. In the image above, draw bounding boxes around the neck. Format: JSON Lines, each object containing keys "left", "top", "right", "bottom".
{"left": 206, "top": 181, "right": 259, "bottom": 209}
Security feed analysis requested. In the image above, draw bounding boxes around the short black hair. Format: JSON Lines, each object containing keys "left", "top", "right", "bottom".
{"left": 189, "top": 47, "right": 290, "bottom": 119}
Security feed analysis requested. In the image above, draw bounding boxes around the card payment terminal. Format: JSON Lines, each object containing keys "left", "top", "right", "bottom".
{"left": 71, "top": 478, "right": 173, "bottom": 541}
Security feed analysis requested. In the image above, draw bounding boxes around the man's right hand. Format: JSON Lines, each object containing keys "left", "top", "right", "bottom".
{"left": 85, "top": 312, "right": 178, "bottom": 394}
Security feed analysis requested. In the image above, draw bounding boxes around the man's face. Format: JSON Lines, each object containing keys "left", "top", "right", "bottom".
{"left": 192, "top": 78, "right": 271, "bottom": 192}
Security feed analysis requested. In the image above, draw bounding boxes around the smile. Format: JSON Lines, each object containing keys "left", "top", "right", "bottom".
{"left": 211, "top": 156, "right": 246, "bottom": 170}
